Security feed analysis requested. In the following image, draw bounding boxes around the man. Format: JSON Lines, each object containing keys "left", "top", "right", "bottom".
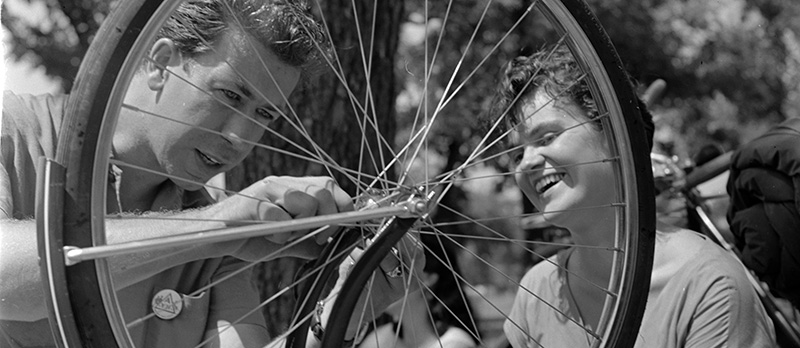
{"left": 727, "top": 117, "right": 800, "bottom": 309}
{"left": 0, "top": 1, "right": 419, "bottom": 346}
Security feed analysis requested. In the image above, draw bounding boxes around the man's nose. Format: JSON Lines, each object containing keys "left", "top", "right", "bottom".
{"left": 221, "top": 112, "right": 261, "bottom": 147}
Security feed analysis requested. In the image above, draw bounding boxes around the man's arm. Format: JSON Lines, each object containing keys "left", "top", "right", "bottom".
{"left": 0, "top": 219, "right": 48, "bottom": 321}
{"left": 0, "top": 176, "right": 352, "bottom": 322}
{"left": 0, "top": 213, "right": 242, "bottom": 322}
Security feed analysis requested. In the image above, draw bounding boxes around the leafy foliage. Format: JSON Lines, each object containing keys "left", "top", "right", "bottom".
{"left": 393, "top": 0, "right": 800, "bottom": 164}
{"left": 2, "top": 0, "right": 117, "bottom": 92}
{"left": 630, "top": 0, "right": 800, "bottom": 156}
{"left": 5, "top": 0, "right": 799, "bottom": 156}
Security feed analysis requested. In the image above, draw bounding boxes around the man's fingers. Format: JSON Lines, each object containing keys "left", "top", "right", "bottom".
{"left": 399, "top": 235, "right": 426, "bottom": 287}
{"left": 329, "top": 184, "right": 355, "bottom": 213}
{"left": 397, "top": 233, "right": 425, "bottom": 267}
{"left": 368, "top": 234, "right": 425, "bottom": 287}
{"left": 218, "top": 176, "right": 353, "bottom": 262}
{"left": 378, "top": 248, "right": 402, "bottom": 278}
{"left": 296, "top": 176, "right": 353, "bottom": 213}
{"left": 338, "top": 247, "right": 363, "bottom": 280}
{"left": 259, "top": 176, "right": 354, "bottom": 244}
{"left": 256, "top": 200, "right": 294, "bottom": 244}
{"left": 275, "top": 189, "right": 319, "bottom": 219}
{"left": 306, "top": 186, "right": 341, "bottom": 244}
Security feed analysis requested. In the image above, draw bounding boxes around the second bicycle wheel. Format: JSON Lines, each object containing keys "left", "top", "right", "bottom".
{"left": 40, "top": 0, "right": 655, "bottom": 347}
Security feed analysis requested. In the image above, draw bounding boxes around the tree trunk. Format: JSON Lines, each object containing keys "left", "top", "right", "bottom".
{"left": 226, "top": 1, "right": 403, "bottom": 337}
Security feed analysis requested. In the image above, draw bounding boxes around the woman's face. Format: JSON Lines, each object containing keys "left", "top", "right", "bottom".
{"left": 509, "top": 92, "right": 616, "bottom": 229}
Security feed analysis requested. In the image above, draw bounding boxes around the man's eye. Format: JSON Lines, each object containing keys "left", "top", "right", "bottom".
{"left": 256, "top": 108, "right": 279, "bottom": 122}
{"left": 221, "top": 89, "right": 241, "bottom": 102}
{"left": 538, "top": 132, "right": 557, "bottom": 146}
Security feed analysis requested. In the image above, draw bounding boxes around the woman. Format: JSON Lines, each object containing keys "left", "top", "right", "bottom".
{"left": 490, "top": 45, "right": 776, "bottom": 348}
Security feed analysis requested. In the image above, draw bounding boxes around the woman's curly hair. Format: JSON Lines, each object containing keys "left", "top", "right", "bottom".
{"left": 485, "top": 44, "right": 654, "bottom": 151}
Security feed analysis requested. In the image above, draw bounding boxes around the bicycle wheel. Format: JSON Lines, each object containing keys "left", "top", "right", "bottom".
{"left": 39, "top": 0, "right": 655, "bottom": 347}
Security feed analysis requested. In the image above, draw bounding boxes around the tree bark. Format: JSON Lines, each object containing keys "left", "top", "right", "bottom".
{"left": 226, "top": 1, "right": 403, "bottom": 337}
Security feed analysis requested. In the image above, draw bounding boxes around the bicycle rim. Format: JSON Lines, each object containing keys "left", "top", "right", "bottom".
{"left": 45, "top": 0, "right": 655, "bottom": 347}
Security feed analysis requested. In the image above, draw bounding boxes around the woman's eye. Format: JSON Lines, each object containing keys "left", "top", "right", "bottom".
{"left": 510, "top": 150, "right": 524, "bottom": 165}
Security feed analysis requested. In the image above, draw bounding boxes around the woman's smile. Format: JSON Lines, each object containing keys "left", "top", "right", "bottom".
{"left": 534, "top": 173, "right": 566, "bottom": 194}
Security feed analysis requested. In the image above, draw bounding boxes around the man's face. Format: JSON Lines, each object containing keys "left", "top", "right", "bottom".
{"left": 132, "top": 29, "right": 301, "bottom": 190}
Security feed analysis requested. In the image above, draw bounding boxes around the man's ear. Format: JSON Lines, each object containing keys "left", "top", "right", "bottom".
{"left": 146, "top": 38, "right": 182, "bottom": 91}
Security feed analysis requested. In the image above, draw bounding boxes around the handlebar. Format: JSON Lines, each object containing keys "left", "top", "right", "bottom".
{"left": 679, "top": 151, "right": 733, "bottom": 192}
{"left": 642, "top": 79, "right": 667, "bottom": 107}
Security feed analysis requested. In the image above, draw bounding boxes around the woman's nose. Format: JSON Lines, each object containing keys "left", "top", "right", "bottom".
{"left": 517, "top": 146, "right": 544, "bottom": 173}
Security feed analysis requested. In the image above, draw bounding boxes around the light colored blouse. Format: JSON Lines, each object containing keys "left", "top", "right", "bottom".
{"left": 504, "top": 230, "right": 776, "bottom": 348}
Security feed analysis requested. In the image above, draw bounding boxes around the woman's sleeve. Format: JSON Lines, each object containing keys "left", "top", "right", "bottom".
{"left": 684, "top": 256, "right": 776, "bottom": 348}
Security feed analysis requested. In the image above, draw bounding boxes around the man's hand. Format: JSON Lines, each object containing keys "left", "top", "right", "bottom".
{"left": 319, "top": 232, "right": 426, "bottom": 342}
{"left": 206, "top": 176, "right": 353, "bottom": 261}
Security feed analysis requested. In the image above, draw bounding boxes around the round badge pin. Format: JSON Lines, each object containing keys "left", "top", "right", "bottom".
{"left": 151, "top": 289, "right": 183, "bottom": 320}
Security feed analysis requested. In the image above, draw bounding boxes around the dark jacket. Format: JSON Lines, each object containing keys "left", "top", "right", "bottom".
{"left": 727, "top": 117, "right": 800, "bottom": 308}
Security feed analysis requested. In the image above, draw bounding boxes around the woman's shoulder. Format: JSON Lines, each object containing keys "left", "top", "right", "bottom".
{"left": 644, "top": 224, "right": 777, "bottom": 347}
{"left": 653, "top": 223, "right": 749, "bottom": 290}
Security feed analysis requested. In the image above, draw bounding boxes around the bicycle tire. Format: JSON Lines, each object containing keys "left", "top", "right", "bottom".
{"left": 41, "top": 1, "right": 656, "bottom": 348}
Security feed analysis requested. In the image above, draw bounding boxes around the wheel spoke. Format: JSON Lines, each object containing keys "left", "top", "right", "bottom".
{"left": 50, "top": 1, "right": 654, "bottom": 347}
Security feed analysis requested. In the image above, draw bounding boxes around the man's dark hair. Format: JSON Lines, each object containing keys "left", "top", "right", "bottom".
{"left": 158, "top": 0, "right": 330, "bottom": 80}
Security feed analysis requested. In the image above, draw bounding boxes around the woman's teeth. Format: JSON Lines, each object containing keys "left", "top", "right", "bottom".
{"left": 535, "top": 173, "right": 564, "bottom": 194}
